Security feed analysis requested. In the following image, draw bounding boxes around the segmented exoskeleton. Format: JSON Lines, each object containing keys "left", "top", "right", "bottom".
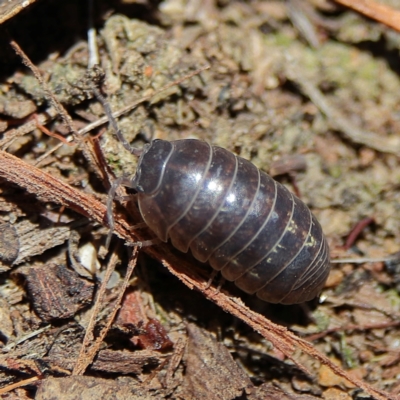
{"left": 111, "top": 138, "right": 330, "bottom": 304}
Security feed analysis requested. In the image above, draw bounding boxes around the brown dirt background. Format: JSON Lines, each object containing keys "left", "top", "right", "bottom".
{"left": 1, "top": 0, "right": 400, "bottom": 399}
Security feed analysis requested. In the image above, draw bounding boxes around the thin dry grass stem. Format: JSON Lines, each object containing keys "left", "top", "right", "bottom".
{"left": 73, "top": 247, "right": 139, "bottom": 375}
{"left": 0, "top": 376, "right": 41, "bottom": 395}
{"left": 334, "top": 0, "right": 400, "bottom": 32}
{"left": 34, "top": 141, "right": 66, "bottom": 167}
{"left": 286, "top": 0, "right": 321, "bottom": 48}
{"left": 72, "top": 249, "right": 120, "bottom": 373}
{"left": 0, "top": 108, "right": 58, "bottom": 150}
{"left": 33, "top": 115, "right": 75, "bottom": 146}
{"left": 305, "top": 321, "right": 400, "bottom": 341}
{"left": 3, "top": 325, "right": 51, "bottom": 352}
{"left": 10, "top": 40, "right": 78, "bottom": 137}
{"left": 0, "top": 149, "right": 394, "bottom": 399}
{"left": 162, "top": 261, "right": 394, "bottom": 400}
{"left": 332, "top": 257, "right": 391, "bottom": 263}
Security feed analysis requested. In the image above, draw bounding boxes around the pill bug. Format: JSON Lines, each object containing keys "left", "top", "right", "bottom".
{"left": 110, "top": 138, "right": 330, "bottom": 305}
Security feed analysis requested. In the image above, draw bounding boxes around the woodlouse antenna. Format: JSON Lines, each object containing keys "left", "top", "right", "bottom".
{"left": 91, "top": 84, "right": 142, "bottom": 248}
{"left": 93, "top": 65, "right": 210, "bottom": 249}
{"left": 92, "top": 87, "right": 143, "bottom": 157}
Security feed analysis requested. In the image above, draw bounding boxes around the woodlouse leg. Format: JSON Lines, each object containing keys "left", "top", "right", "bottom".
{"left": 205, "top": 271, "right": 225, "bottom": 294}
{"left": 129, "top": 222, "right": 148, "bottom": 229}
{"left": 205, "top": 269, "right": 219, "bottom": 290}
{"left": 106, "top": 176, "right": 136, "bottom": 249}
{"left": 126, "top": 225, "right": 161, "bottom": 247}
{"left": 125, "top": 239, "right": 161, "bottom": 248}
{"left": 214, "top": 276, "right": 226, "bottom": 295}
{"left": 115, "top": 194, "right": 137, "bottom": 202}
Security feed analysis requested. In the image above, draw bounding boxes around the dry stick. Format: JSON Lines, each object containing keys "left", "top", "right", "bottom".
{"left": 33, "top": 115, "right": 75, "bottom": 146}
{"left": 0, "top": 108, "right": 58, "bottom": 149}
{"left": 305, "top": 321, "right": 400, "bottom": 342}
{"left": 334, "top": 0, "right": 400, "bottom": 33}
{"left": 72, "top": 251, "right": 120, "bottom": 370}
{"left": 73, "top": 248, "right": 139, "bottom": 375}
{"left": 166, "top": 267, "right": 394, "bottom": 400}
{"left": 3, "top": 325, "right": 51, "bottom": 352}
{"left": 34, "top": 141, "right": 66, "bottom": 167}
{"left": 0, "top": 151, "right": 124, "bottom": 234}
{"left": 332, "top": 257, "right": 394, "bottom": 264}
{"left": 0, "top": 376, "right": 40, "bottom": 395}
{"left": 286, "top": 0, "right": 321, "bottom": 48}
{"left": 0, "top": 150, "right": 393, "bottom": 400}
{"left": 10, "top": 41, "right": 78, "bottom": 137}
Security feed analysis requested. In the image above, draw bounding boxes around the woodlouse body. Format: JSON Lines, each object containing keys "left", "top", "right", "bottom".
{"left": 131, "top": 139, "right": 330, "bottom": 304}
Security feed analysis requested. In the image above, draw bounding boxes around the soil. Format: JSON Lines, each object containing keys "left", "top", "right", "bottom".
{"left": 0, "top": 0, "right": 400, "bottom": 399}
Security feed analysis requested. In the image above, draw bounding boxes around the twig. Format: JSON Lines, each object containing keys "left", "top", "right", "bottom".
{"left": 34, "top": 141, "right": 69, "bottom": 167}
{"left": 10, "top": 40, "right": 78, "bottom": 136}
{"left": 287, "top": 0, "right": 321, "bottom": 48}
{"left": 3, "top": 325, "right": 51, "bottom": 352}
{"left": 334, "top": 0, "right": 400, "bottom": 33}
{"left": 344, "top": 217, "right": 375, "bottom": 250}
{"left": 332, "top": 257, "right": 390, "bottom": 264}
{"left": 0, "top": 149, "right": 393, "bottom": 400}
{"left": 33, "top": 115, "right": 75, "bottom": 146}
{"left": 0, "top": 108, "right": 58, "bottom": 150}
{"left": 0, "top": 376, "right": 40, "bottom": 395}
{"left": 72, "top": 248, "right": 138, "bottom": 375}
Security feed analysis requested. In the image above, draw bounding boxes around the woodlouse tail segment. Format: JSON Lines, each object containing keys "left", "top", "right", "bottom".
{"left": 257, "top": 233, "right": 330, "bottom": 304}
{"left": 254, "top": 214, "right": 330, "bottom": 304}
{"left": 233, "top": 194, "right": 312, "bottom": 296}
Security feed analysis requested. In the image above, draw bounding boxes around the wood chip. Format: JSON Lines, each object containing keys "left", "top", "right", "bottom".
{"left": 178, "top": 323, "right": 253, "bottom": 400}
{"left": 91, "top": 349, "right": 161, "bottom": 375}
{"left": 20, "top": 263, "right": 94, "bottom": 322}
{"left": 0, "top": 223, "right": 19, "bottom": 268}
